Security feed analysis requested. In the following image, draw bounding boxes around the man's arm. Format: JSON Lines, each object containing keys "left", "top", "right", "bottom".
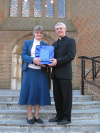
{"left": 49, "top": 39, "right": 76, "bottom": 67}
{"left": 57, "top": 39, "right": 76, "bottom": 66}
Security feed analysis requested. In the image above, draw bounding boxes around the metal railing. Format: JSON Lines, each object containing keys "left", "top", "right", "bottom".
{"left": 78, "top": 56, "right": 100, "bottom": 95}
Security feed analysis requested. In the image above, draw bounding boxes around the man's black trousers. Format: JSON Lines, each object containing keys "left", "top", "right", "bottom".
{"left": 53, "top": 78, "right": 72, "bottom": 120}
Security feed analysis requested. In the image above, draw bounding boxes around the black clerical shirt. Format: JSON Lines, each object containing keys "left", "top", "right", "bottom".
{"left": 57, "top": 36, "right": 66, "bottom": 49}
{"left": 55, "top": 36, "right": 66, "bottom": 57}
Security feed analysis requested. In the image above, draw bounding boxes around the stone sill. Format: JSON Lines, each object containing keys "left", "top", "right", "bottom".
{"left": 0, "top": 17, "right": 76, "bottom": 31}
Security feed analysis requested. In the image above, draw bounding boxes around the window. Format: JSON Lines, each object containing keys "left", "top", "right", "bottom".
{"left": 34, "top": 0, "right": 42, "bottom": 17}
{"left": 22, "top": 0, "right": 30, "bottom": 17}
{"left": 45, "top": 0, "right": 54, "bottom": 17}
{"left": 10, "top": 0, "right": 18, "bottom": 17}
{"left": 57, "top": 0, "right": 65, "bottom": 18}
{"left": 10, "top": 0, "right": 66, "bottom": 18}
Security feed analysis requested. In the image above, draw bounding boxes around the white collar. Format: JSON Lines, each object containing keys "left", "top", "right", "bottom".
{"left": 34, "top": 39, "right": 41, "bottom": 43}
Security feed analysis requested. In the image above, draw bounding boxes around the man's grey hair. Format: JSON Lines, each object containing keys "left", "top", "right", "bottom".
{"left": 33, "top": 25, "right": 44, "bottom": 34}
{"left": 55, "top": 22, "right": 66, "bottom": 29}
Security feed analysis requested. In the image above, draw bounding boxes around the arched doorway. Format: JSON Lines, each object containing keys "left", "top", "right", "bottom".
{"left": 11, "top": 32, "right": 54, "bottom": 90}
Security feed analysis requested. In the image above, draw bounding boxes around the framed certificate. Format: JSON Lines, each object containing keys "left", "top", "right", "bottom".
{"left": 35, "top": 45, "right": 54, "bottom": 64}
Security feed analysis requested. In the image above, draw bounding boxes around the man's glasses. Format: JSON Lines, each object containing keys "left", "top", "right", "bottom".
{"left": 55, "top": 27, "right": 64, "bottom": 30}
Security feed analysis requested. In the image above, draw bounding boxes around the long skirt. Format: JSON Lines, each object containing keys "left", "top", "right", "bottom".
{"left": 18, "top": 68, "right": 51, "bottom": 106}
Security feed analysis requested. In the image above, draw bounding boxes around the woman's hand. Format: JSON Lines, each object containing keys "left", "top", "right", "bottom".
{"left": 33, "top": 58, "right": 42, "bottom": 66}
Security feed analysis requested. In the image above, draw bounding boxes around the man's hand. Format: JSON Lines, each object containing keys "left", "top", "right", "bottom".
{"left": 48, "top": 58, "right": 57, "bottom": 66}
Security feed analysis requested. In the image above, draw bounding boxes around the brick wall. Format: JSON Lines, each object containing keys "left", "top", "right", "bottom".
{"left": 84, "top": 80, "right": 100, "bottom": 101}
{"left": 0, "top": 0, "right": 99, "bottom": 89}
{"left": 0, "top": 0, "right": 5, "bottom": 24}
{"left": 0, "top": 31, "right": 27, "bottom": 88}
{"left": 70, "top": 0, "right": 100, "bottom": 57}
{"left": 70, "top": 0, "right": 100, "bottom": 86}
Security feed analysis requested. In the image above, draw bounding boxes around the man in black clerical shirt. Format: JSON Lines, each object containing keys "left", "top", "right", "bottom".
{"left": 48, "top": 22, "right": 76, "bottom": 125}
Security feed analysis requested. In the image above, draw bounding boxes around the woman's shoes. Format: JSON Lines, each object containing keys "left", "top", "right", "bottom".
{"left": 27, "top": 118, "right": 35, "bottom": 124}
{"left": 34, "top": 117, "right": 44, "bottom": 124}
{"left": 27, "top": 117, "right": 44, "bottom": 124}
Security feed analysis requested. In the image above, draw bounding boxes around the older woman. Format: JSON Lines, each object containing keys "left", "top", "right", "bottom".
{"left": 18, "top": 25, "right": 51, "bottom": 124}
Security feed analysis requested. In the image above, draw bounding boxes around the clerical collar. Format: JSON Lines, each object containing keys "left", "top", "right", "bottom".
{"left": 58, "top": 36, "right": 66, "bottom": 40}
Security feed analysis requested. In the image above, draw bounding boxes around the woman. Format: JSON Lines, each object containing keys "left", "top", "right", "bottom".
{"left": 18, "top": 25, "right": 51, "bottom": 124}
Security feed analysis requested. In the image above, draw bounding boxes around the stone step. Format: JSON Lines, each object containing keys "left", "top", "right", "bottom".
{"left": 0, "top": 119, "right": 100, "bottom": 132}
{"left": 0, "top": 101, "right": 100, "bottom": 110}
{"left": 0, "top": 89, "right": 80, "bottom": 96}
{"left": 0, "top": 109, "right": 100, "bottom": 120}
{"left": 0, "top": 89, "right": 81, "bottom": 103}
{"left": 0, "top": 95, "right": 93, "bottom": 102}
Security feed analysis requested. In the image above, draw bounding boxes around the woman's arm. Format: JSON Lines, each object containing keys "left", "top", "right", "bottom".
{"left": 21, "top": 40, "right": 34, "bottom": 64}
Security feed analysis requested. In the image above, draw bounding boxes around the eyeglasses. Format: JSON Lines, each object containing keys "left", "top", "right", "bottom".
{"left": 55, "top": 27, "right": 64, "bottom": 30}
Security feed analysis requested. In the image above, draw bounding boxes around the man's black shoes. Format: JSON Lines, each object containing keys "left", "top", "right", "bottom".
{"left": 57, "top": 119, "right": 71, "bottom": 125}
{"left": 49, "top": 117, "right": 62, "bottom": 122}
{"left": 27, "top": 118, "right": 35, "bottom": 124}
{"left": 49, "top": 117, "right": 71, "bottom": 125}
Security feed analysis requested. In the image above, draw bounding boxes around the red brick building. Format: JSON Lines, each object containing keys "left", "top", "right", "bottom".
{"left": 0, "top": 0, "right": 99, "bottom": 90}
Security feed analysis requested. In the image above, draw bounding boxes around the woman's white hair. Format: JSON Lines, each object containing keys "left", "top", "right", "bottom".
{"left": 33, "top": 25, "right": 44, "bottom": 34}
{"left": 55, "top": 22, "right": 66, "bottom": 29}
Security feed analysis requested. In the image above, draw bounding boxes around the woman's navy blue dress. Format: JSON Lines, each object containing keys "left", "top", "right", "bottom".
{"left": 18, "top": 39, "right": 51, "bottom": 106}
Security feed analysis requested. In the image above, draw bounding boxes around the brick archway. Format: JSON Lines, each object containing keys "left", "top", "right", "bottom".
{"left": 11, "top": 32, "right": 55, "bottom": 90}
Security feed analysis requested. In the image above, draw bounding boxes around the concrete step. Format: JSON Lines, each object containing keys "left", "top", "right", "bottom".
{"left": 0, "top": 119, "right": 100, "bottom": 132}
{"left": 0, "top": 101, "right": 100, "bottom": 110}
{"left": 0, "top": 89, "right": 81, "bottom": 103}
{"left": 0, "top": 90, "right": 80, "bottom": 98}
{"left": 0, "top": 89, "right": 80, "bottom": 96}
{"left": 0, "top": 95, "right": 93, "bottom": 102}
{"left": 0, "top": 109, "right": 100, "bottom": 120}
